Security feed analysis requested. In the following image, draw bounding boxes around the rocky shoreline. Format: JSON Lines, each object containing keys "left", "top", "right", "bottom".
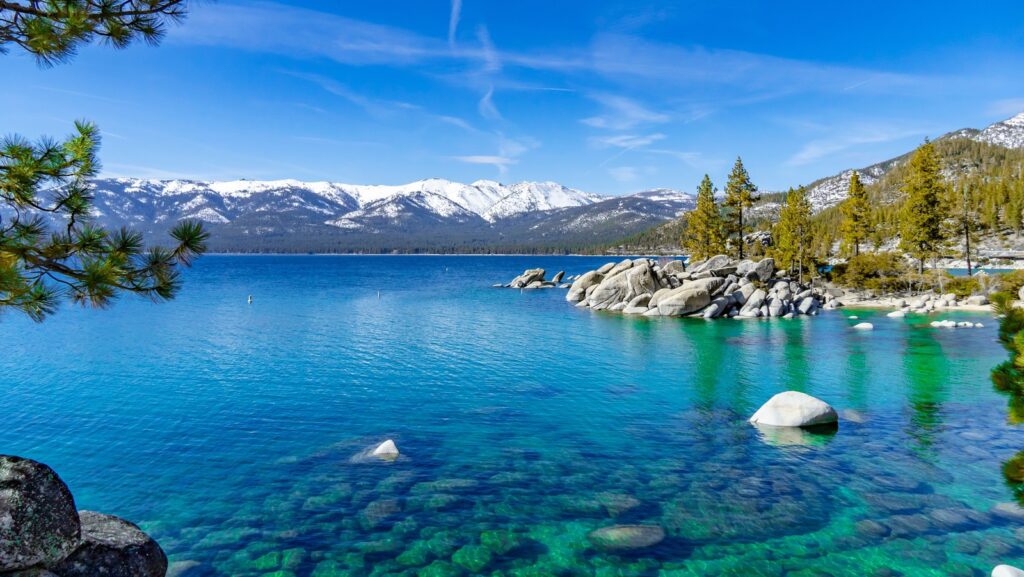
{"left": 499, "top": 255, "right": 1002, "bottom": 320}
{"left": 552, "top": 255, "right": 833, "bottom": 318}
{"left": 0, "top": 455, "right": 166, "bottom": 577}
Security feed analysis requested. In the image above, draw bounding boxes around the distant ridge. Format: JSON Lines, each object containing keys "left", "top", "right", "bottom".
{"left": 81, "top": 177, "right": 695, "bottom": 253}
{"left": 800, "top": 111, "right": 1024, "bottom": 211}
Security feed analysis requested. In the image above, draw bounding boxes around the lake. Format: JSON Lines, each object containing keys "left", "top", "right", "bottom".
{"left": 1, "top": 255, "right": 1022, "bottom": 577}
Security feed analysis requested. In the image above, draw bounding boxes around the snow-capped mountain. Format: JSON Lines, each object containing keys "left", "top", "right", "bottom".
{"left": 972, "top": 112, "right": 1024, "bottom": 149}
{"left": 80, "top": 177, "right": 689, "bottom": 252}
{"left": 799, "top": 111, "right": 1024, "bottom": 212}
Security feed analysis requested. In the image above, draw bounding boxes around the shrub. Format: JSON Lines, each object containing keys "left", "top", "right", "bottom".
{"left": 839, "top": 252, "right": 911, "bottom": 292}
{"left": 996, "top": 270, "right": 1024, "bottom": 296}
{"left": 944, "top": 275, "right": 981, "bottom": 299}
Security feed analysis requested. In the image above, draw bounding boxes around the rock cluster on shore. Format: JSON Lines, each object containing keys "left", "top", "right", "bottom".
{"left": 0, "top": 455, "right": 166, "bottom": 577}
{"left": 564, "top": 255, "right": 832, "bottom": 318}
{"left": 495, "top": 269, "right": 569, "bottom": 289}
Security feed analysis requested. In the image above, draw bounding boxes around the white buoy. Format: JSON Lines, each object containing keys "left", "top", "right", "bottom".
{"left": 247, "top": 295, "right": 253, "bottom": 304}
{"left": 377, "top": 290, "right": 381, "bottom": 300}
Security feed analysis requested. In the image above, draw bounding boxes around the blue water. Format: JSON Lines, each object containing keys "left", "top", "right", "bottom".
{"left": 2, "top": 256, "right": 1023, "bottom": 577}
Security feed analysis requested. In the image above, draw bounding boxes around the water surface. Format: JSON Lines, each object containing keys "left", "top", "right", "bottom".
{"left": 1, "top": 256, "right": 1021, "bottom": 576}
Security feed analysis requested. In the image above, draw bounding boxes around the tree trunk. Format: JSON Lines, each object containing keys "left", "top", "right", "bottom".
{"left": 964, "top": 221, "right": 972, "bottom": 277}
{"left": 737, "top": 209, "right": 744, "bottom": 260}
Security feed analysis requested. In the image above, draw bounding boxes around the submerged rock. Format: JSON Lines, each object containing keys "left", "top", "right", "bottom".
{"left": 371, "top": 439, "right": 400, "bottom": 459}
{"left": 749, "top": 391, "right": 838, "bottom": 428}
{"left": 0, "top": 455, "right": 81, "bottom": 572}
{"left": 853, "top": 322, "right": 874, "bottom": 330}
{"left": 586, "top": 525, "right": 665, "bottom": 551}
{"left": 52, "top": 511, "right": 167, "bottom": 577}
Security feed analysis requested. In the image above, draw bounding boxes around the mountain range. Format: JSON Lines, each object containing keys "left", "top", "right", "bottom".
{"left": 73, "top": 111, "right": 1024, "bottom": 253}
{"left": 84, "top": 177, "right": 694, "bottom": 252}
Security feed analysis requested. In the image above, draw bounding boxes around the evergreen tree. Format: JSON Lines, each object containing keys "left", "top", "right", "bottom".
{"left": 899, "top": 140, "right": 947, "bottom": 274}
{"left": 946, "top": 182, "right": 980, "bottom": 276}
{"left": 1, "top": 0, "right": 206, "bottom": 321}
{"left": 682, "top": 174, "right": 726, "bottom": 260}
{"left": 773, "top": 186, "right": 812, "bottom": 283}
{"left": 839, "top": 171, "right": 870, "bottom": 256}
{"left": 723, "top": 156, "right": 759, "bottom": 259}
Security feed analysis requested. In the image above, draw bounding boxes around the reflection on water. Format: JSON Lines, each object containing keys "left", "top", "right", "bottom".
{"left": 0, "top": 256, "right": 1022, "bottom": 576}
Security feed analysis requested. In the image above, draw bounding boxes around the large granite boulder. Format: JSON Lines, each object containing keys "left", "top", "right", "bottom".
{"left": 739, "top": 288, "right": 767, "bottom": 317}
{"left": 623, "top": 264, "right": 659, "bottom": 303}
{"left": 587, "top": 271, "right": 631, "bottom": 310}
{"left": 737, "top": 258, "right": 775, "bottom": 281}
{"left": 657, "top": 286, "right": 711, "bottom": 316}
{"left": 510, "top": 269, "right": 545, "bottom": 288}
{"left": 565, "top": 271, "right": 604, "bottom": 303}
{"left": 550, "top": 271, "right": 565, "bottom": 283}
{"left": 993, "top": 566, "right": 1024, "bottom": 577}
{"left": 52, "top": 511, "right": 167, "bottom": 577}
{"left": 749, "top": 391, "right": 838, "bottom": 428}
{"left": 0, "top": 456, "right": 81, "bottom": 572}
{"left": 689, "top": 254, "right": 730, "bottom": 274}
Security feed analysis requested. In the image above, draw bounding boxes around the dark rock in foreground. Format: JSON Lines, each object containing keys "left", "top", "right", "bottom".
{"left": 52, "top": 511, "right": 167, "bottom": 577}
{"left": 0, "top": 455, "right": 167, "bottom": 577}
{"left": 0, "top": 456, "right": 81, "bottom": 572}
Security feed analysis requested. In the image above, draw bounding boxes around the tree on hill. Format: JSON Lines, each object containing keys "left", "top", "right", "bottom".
{"left": 839, "top": 171, "right": 870, "bottom": 256}
{"left": 773, "top": 186, "right": 812, "bottom": 283}
{"left": 723, "top": 156, "right": 759, "bottom": 259}
{"left": 899, "top": 140, "right": 947, "bottom": 274}
{"left": 682, "top": 174, "right": 725, "bottom": 260}
{"left": 1, "top": 0, "right": 206, "bottom": 321}
{"left": 946, "top": 182, "right": 980, "bottom": 276}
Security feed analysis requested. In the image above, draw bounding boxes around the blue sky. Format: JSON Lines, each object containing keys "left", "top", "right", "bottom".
{"left": 4, "top": 0, "right": 1024, "bottom": 194}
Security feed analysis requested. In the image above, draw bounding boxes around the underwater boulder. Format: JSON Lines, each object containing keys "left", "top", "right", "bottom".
{"left": 993, "top": 565, "right": 1024, "bottom": 577}
{"left": 749, "top": 391, "right": 838, "bottom": 428}
{"left": 372, "top": 440, "right": 400, "bottom": 459}
{"left": 586, "top": 525, "right": 665, "bottom": 551}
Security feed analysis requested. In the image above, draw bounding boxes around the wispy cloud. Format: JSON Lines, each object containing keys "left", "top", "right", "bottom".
{"left": 448, "top": 0, "right": 462, "bottom": 47}
{"left": 478, "top": 86, "right": 501, "bottom": 120}
{"left": 988, "top": 98, "right": 1024, "bottom": 117}
{"left": 453, "top": 154, "right": 517, "bottom": 174}
{"left": 786, "top": 126, "right": 926, "bottom": 167}
{"left": 608, "top": 166, "right": 639, "bottom": 182}
{"left": 591, "top": 133, "right": 666, "bottom": 148}
{"left": 581, "top": 94, "right": 669, "bottom": 130}
{"left": 453, "top": 134, "right": 537, "bottom": 175}
{"left": 476, "top": 25, "right": 501, "bottom": 73}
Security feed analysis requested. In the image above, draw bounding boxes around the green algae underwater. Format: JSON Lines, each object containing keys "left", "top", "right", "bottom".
{"left": 1, "top": 255, "right": 1022, "bottom": 577}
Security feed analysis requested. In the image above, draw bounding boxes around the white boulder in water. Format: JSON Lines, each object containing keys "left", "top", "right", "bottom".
{"left": 853, "top": 322, "right": 873, "bottom": 330}
{"left": 371, "top": 440, "right": 400, "bottom": 459}
{"left": 992, "top": 565, "right": 1024, "bottom": 577}
{"left": 886, "top": 310, "right": 905, "bottom": 318}
{"left": 749, "top": 391, "right": 838, "bottom": 428}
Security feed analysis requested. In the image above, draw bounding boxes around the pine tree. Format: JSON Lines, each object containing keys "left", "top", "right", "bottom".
{"left": 773, "top": 186, "right": 812, "bottom": 283}
{"left": 682, "top": 174, "right": 726, "bottom": 260}
{"left": 946, "top": 182, "right": 980, "bottom": 276}
{"left": 723, "top": 157, "right": 759, "bottom": 259}
{"left": 839, "top": 171, "right": 870, "bottom": 256}
{"left": 1, "top": 1, "right": 206, "bottom": 321}
{"left": 899, "top": 140, "right": 948, "bottom": 274}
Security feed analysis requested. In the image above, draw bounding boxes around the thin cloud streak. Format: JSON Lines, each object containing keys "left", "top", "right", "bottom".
{"left": 448, "top": 0, "right": 462, "bottom": 47}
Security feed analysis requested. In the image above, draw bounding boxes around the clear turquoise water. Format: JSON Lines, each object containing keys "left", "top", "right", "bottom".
{"left": 2, "top": 255, "right": 1023, "bottom": 577}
